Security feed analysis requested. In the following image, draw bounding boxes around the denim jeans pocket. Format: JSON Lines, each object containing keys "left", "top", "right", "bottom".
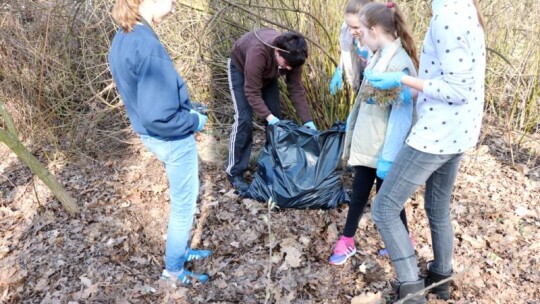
{"left": 140, "top": 135, "right": 171, "bottom": 163}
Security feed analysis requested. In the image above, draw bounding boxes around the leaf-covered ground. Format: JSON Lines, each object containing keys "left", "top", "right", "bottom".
{"left": 1, "top": 123, "right": 539, "bottom": 303}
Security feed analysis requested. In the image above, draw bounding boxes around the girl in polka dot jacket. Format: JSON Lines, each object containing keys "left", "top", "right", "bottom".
{"left": 365, "top": 0, "right": 486, "bottom": 302}
{"left": 329, "top": 2, "right": 418, "bottom": 266}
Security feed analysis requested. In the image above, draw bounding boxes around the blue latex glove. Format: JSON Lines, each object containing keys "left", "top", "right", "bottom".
{"left": 399, "top": 87, "right": 413, "bottom": 105}
{"left": 303, "top": 121, "right": 317, "bottom": 130}
{"left": 190, "top": 109, "right": 207, "bottom": 132}
{"left": 268, "top": 116, "right": 280, "bottom": 125}
{"left": 354, "top": 43, "right": 370, "bottom": 60}
{"left": 376, "top": 158, "right": 393, "bottom": 180}
{"left": 330, "top": 67, "right": 343, "bottom": 95}
{"left": 364, "top": 70, "right": 405, "bottom": 90}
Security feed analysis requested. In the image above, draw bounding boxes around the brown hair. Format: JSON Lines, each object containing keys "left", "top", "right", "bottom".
{"left": 359, "top": 2, "right": 419, "bottom": 70}
{"left": 112, "top": 0, "right": 143, "bottom": 32}
{"left": 472, "top": 0, "right": 485, "bottom": 30}
{"left": 344, "top": 0, "right": 373, "bottom": 15}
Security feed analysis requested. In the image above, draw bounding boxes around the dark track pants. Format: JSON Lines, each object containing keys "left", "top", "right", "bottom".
{"left": 226, "top": 58, "right": 281, "bottom": 178}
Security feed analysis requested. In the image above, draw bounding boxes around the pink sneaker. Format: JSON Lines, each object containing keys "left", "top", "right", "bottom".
{"left": 329, "top": 236, "right": 356, "bottom": 265}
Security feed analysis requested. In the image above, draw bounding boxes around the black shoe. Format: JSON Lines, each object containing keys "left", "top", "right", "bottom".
{"left": 425, "top": 262, "right": 452, "bottom": 300}
{"left": 228, "top": 175, "right": 249, "bottom": 194}
{"left": 396, "top": 278, "right": 426, "bottom": 304}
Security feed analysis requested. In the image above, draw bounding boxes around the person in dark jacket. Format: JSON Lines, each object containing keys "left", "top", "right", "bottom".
{"left": 109, "top": 0, "right": 211, "bottom": 285}
{"left": 226, "top": 28, "right": 317, "bottom": 193}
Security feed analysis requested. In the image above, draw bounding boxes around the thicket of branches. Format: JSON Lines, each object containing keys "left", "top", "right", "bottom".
{"left": 0, "top": 0, "right": 538, "bottom": 158}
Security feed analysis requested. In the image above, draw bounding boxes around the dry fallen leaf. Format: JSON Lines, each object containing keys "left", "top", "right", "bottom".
{"left": 358, "top": 261, "right": 367, "bottom": 274}
{"left": 80, "top": 283, "right": 99, "bottom": 299}
{"left": 79, "top": 276, "right": 92, "bottom": 287}
{"left": 513, "top": 163, "right": 528, "bottom": 174}
{"left": 282, "top": 245, "right": 302, "bottom": 268}
{"left": 326, "top": 222, "right": 339, "bottom": 244}
{"left": 351, "top": 292, "right": 383, "bottom": 304}
{"left": 0, "top": 246, "right": 10, "bottom": 259}
{"left": 461, "top": 234, "right": 485, "bottom": 249}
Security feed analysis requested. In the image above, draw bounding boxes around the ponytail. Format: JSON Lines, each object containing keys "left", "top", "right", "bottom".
{"left": 391, "top": 3, "right": 419, "bottom": 70}
{"left": 360, "top": 2, "right": 419, "bottom": 70}
{"left": 472, "top": 0, "right": 485, "bottom": 30}
{"left": 112, "top": 0, "right": 143, "bottom": 32}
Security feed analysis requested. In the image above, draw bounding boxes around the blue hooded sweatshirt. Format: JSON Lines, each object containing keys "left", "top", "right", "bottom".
{"left": 109, "top": 23, "right": 198, "bottom": 139}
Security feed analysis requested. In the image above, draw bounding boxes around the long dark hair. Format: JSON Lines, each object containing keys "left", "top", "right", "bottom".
{"left": 359, "top": 2, "right": 419, "bottom": 70}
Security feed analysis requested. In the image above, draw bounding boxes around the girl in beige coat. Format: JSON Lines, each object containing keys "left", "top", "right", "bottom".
{"left": 329, "top": 2, "right": 418, "bottom": 266}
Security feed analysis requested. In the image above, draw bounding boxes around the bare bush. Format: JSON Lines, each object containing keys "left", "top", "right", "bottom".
{"left": 0, "top": 0, "right": 128, "bottom": 157}
{"left": 0, "top": 0, "right": 538, "bottom": 157}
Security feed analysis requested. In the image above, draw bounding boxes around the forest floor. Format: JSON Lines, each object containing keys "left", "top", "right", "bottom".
{"left": 1, "top": 117, "right": 539, "bottom": 304}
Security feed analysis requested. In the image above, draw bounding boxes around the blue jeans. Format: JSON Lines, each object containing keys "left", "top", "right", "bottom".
{"left": 140, "top": 134, "right": 199, "bottom": 272}
{"left": 371, "top": 144, "right": 463, "bottom": 282}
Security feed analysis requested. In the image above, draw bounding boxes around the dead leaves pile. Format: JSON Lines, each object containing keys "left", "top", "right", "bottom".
{"left": 0, "top": 131, "right": 539, "bottom": 303}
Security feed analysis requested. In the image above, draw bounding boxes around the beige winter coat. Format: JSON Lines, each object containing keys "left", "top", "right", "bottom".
{"left": 342, "top": 38, "right": 418, "bottom": 168}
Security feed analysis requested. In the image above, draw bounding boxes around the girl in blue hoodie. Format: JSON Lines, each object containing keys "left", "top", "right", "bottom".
{"left": 109, "top": 0, "right": 211, "bottom": 285}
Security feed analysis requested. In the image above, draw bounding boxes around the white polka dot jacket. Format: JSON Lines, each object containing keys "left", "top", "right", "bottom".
{"left": 407, "top": 0, "right": 486, "bottom": 155}
{"left": 343, "top": 38, "right": 418, "bottom": 168}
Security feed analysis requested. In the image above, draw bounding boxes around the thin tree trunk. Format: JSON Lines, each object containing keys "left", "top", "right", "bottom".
{"left": 0, "top": 101, "right": 17, "bottom": 136}
{"left": 0, "top": 102, "right": 79, "bottom": 215}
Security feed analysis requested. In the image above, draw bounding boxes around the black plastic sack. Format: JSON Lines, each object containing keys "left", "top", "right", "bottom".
{"left": 248, "top": 120, "right": 349, "bottom": 209}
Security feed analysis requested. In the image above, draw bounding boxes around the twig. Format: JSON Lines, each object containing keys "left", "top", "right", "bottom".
{"left": 190, "top": 174, "right": 214, "bottom": 248}
{"left": 242, "top": 3, "right": 333, "bottom": 45}
{"left": 32, "top": 176, "right": 43, "bottom": 209}
{"left": 486, "top": 46, "right": 512, "bottom": 67}
{"left": 396, "top": 270, "right": 467, "bottom": 304}
{"left": 219, "top": 0, "right": 338, "bottom": 66}
{"left": 252, "top": 28, "right": 290, "bottom": 54}
{"left": 177, "top": 1, "right": 211, "bottom": 13}
{"left": 264, "top": 197, "right": 275, "bottom": 304}
{"left": 37, "top": 5, "right": 54, "bottom": 111}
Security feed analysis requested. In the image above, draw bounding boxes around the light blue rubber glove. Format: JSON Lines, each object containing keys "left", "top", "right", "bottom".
{"left": 303, "top": 121, "right": 317, "bottom": 130}
{"left": 376, "top": 158, "right": 393, "bottom": 180}
{"left": 268, "top": 116, "right": 280, "bottom": 125}
{"left": 364, "top": 70, "right": 405, "bottom": 90}
{"left": 399, "top": 87, "right": 413, "bottom": 105}
{"left": 330, "top": 67, "right": 343, "bottom": 95}
{"left": 190, "top": 109, "right": 207, "bottom": 132}
{"left": 354, "top": 43, "right": 370, "bottom": 60}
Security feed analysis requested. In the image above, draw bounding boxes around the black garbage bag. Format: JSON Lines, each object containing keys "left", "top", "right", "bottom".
{"left": 247, "top": 120, "right": 349, "bottom": 209}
